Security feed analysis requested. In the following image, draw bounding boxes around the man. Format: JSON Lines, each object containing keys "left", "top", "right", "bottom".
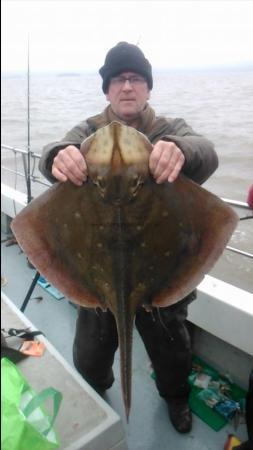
{"left": 39, "top": 42, "right": 218, "bottom": 433}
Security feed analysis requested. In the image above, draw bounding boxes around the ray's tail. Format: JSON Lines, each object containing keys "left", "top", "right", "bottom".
{"left": 114, "top": 309, "right": 134, "bottom": 421}
{"left": 110, "top": 206, "right": 136, "bottom": 421}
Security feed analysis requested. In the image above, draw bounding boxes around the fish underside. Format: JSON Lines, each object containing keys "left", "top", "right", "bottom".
{"left": 11, "top": 122, "right": 238, "bottom": 420}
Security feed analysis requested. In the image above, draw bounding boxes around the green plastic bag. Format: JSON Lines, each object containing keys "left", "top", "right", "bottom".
{"left": 1, "top": 357, "right": 62, "bottom": 450}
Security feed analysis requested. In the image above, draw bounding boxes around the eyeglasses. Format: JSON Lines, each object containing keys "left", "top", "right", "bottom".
{"left": 110, "top": 75, "right": 146, "bottom": 87}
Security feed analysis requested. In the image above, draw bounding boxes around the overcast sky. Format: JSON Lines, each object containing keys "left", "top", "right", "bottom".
{"left": 2, "top": 1, "right": 253, "bottom": 73}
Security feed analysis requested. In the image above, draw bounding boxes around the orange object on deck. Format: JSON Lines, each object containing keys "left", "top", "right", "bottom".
{"left": 224, "top": 434, "right": 242, "bottom": 450}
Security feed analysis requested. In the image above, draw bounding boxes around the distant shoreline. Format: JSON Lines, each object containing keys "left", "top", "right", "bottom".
{"left": 2, "top": 64, "right": 253, "bottom": 78}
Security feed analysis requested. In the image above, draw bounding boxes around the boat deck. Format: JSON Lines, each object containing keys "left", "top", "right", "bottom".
{"left": 1, "top": 230, "right": 248, "bottom": 450}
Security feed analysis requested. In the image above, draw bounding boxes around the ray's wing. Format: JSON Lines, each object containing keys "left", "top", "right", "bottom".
{"left": 122, "top": 174, "right": 239, "bottom": 308}
{"left": 11, "top": 179, "right": 112, "bottom": 308}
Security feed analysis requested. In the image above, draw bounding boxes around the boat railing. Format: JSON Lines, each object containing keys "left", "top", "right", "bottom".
{"left": 220, "top": 198, "right": 253, "bottom": 259}
{"left": 1, "top": 144, "right": 252, "bottom": 260}
{"left": 1, "top": 144, "right": 51, "bottom": 188}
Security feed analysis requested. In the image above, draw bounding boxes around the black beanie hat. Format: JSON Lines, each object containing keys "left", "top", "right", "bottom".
{"left": 99, "top": 42, "right": 153, "bottom": 93}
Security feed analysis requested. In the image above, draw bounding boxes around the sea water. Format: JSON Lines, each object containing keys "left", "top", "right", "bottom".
{"left": 2, "top": 68, "right": 253, "bottom": 200}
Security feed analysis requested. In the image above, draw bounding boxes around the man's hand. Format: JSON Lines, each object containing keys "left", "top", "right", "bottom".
{"left": 52, "top": 145, "right": 87, "bottom": 186}
{"left": 149, "top": 141, "right": 185, "bottom": 184}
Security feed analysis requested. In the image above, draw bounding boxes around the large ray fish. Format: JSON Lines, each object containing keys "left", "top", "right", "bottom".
{"left": 11, "top": 122, "right": 238, "bottom": 419}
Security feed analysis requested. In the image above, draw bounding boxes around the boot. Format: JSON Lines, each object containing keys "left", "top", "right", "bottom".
{"left": 167, "top": 398, "right": 192, "bottom": 433}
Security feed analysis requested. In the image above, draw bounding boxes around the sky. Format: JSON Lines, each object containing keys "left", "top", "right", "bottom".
{"left": 2, "top": 0, "right": 253, "bottom": 74}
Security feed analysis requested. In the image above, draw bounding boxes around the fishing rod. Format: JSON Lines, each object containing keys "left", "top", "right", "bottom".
{"left": 19, "top": 36, "right": 41, "bottom": 313}
{"left": 26, "top": 34, "right": 32, "bottom": 204}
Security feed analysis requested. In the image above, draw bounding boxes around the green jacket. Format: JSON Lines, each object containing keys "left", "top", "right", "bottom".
{"left": 39, "top": 104, "right": 218, "bottom": 184}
